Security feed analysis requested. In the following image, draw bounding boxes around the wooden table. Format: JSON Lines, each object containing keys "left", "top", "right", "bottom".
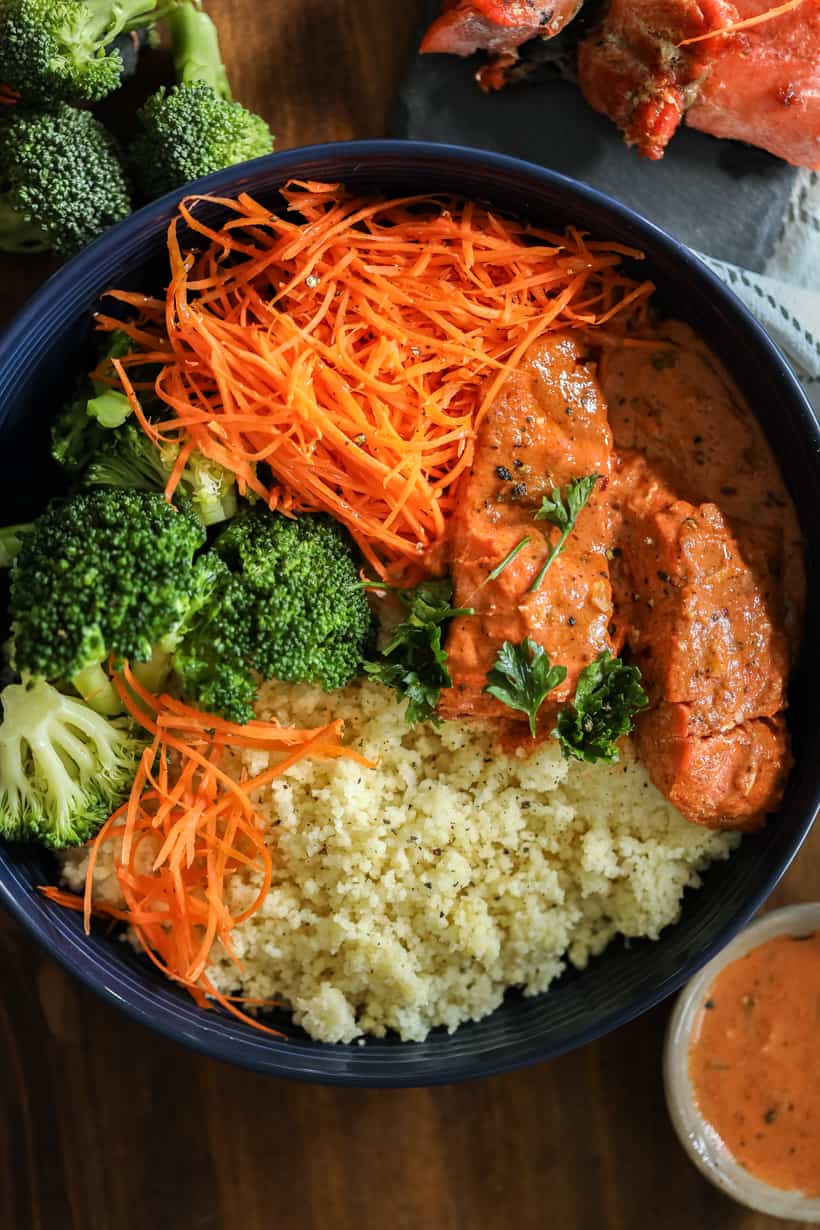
{"left": 1, "top": 4, "right": 817, "bottom": 1227}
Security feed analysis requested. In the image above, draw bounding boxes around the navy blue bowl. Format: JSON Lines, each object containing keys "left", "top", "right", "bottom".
{"left": 1, "top": 141, "right": 818, "bottom": 1086}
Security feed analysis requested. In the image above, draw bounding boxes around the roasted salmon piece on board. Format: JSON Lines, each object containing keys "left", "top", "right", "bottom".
{"left": 578, "top": 0, "right": 820, "bottom": 165}
{"left": 576, "top": 0, "right": 739, "bottom": 160}
{"left": 439, "top": 333, "right": 615, "bottom": 728}
{"left": 685, "top": 0, "right": 820, "bottom": 170}
{"left": 420, "top": 0, "right": 583, "bottom": 56}
{"left": 635, "top": 703, "right": 790, "bottom": 831}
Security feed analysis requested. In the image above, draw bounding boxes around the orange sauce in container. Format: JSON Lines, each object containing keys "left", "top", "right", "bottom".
{"left": 689, "top": 931, "right": 820, "bottom": 1197}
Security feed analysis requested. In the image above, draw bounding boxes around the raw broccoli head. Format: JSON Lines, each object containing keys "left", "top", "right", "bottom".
{"left": 0, "top": 0, "right": 180, "bottom": 103}
{"left": 0, "top": 103, "right": 131, "bottom": 256}
{"left": 7, "top": 488, "right": 212, "bottom": 711}
{"left": 131, "top": 81, "right": 273, "bottom": 200}
{"left": 129, "top": 4, "right": 273, "bottom": 200}
{"left": 0, "top": 678, "right": 145, "bottom": 848}
{"left": 174, "top": 508, "right": 374, "bottom": 723}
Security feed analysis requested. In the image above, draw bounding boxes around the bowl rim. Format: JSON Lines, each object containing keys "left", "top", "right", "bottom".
{"left": 0, "top": 138, "right": 818, "bottom": 1086}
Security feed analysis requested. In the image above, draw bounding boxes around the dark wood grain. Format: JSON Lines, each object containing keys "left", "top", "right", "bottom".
{"left": 0, "top": 4, "right": 817, "bottom": 1228}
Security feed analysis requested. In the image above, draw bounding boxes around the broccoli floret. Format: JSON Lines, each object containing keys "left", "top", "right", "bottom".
{"left": 0, "top": 0, "right": 183, "bottom": 103}
{"left": 0, "top": 103, "right": 131, "bottom": 256}
{"left": 129, "top": 2, "right": 273, "bottom": 201}
{"left": 52, "top": 330, "right": 238, "bottom": 525}
{"left": 0, "top": 678, "right": 144, "bottom": 848}
{"left": 7, "top": 488, "right": 214, "bottom": 714}
{"left": 174, "top": 508, "right": 373, "bottom": 723}
{"left": 51, "top": 330, "right": 134, "bottom": 472}
{"left": 84, "top": 423, "right": 238, "bottom": 526}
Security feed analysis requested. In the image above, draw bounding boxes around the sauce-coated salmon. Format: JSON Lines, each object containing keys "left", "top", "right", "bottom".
{"left": 440, "top": 334, "right": 615, "bottom": 727}
{"left": 603, "top": 322, "right": 805, "bottom": 655}
{"left": 635, "top": 704, "right": 790, "bottom": 830}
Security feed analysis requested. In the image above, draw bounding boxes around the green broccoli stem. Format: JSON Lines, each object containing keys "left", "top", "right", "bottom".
{"left": 196, "top": 485, "right": 238, "bottom": 527}
{"left": 84, "top": 0, "right": 185, "bottom": 43}
{"left": 87, "top": 389, "right": 133, "bottom": 428}
{"left": 130, "top": 645, "right": 172, "bottom": 695}
{"left": 71, "top": 664, "right": 123, "bottom": 717}
{"left": 167, "top": 2, "right": 232, "bottom": 99}
{"left": 0, "top": 201, "right": 50, "bottom": 254}
{"left": 0, "top": 523, "right": 34, "bottom": 569}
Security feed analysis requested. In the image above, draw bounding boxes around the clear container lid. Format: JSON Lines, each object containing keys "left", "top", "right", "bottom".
{"left": 664, "top": 902, "right": 820, "bottom": 1223}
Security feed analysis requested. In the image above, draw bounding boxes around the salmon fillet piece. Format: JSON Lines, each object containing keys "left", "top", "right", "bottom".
{"left": 635, "top": 703, "right": 790, "bottom": 831}
{"left": 685, "top": 0, "right": 820, "bottom": 169}
{"left": 577, "top": 0, "right": 738, "bottom": 159}
{"left": 602, "top": 323, "right": 805, "bottom": 655}
{"left": 421, "top": 0, "right": 582, "bottom": 56}
{"left": 439, "top": 333, "right": 615, "bottom": 728}
{"left": 620, "top": 499, "right": 788, "bottom": 732}
{"left": 610, "top": 473, "right": 791, "bottom": 828}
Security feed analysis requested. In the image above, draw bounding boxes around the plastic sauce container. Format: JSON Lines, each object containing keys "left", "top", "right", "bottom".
{"left": 664, "top": 903, "right": 820, "bottom": 1222}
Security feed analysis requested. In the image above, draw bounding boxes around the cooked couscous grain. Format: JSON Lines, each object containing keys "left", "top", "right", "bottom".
{"left": 61, "top": 680, "right": 738, "bottom": 1043}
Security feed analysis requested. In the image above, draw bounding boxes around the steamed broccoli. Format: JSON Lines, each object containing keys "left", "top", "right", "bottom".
{"left": 51, "top": 330, "right": 134, "bottom": 472}
{"left": 51, "top": 330, "right": 238, "bottom": 524}
{"left": 0, "top": 678, "right": 145, "bottom": 848}
{"left": 6, "top": 488, "right": 215, "bottom": 714}
{"left": 174, "top": 507, "right": 373, "bottom": 723}
{"left": 0, "top": 103, "right": 131, "bottom": 256}
{"left": 84, "top": 423, "right": 238, "bottom": 526}
{"left": 0, "top": 0, "right": 185, "bottom": 103}
{"left": 129, "top": 2, "right": 273, "bottom": 201}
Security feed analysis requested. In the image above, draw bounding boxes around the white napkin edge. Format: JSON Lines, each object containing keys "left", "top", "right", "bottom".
{"left": 694, "top": 251, "right": 820, "bottom": 415}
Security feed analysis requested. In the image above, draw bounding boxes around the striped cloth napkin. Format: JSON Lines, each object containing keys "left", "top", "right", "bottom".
{"left": 697, "top": 170, "right": 820, "bottom": 416}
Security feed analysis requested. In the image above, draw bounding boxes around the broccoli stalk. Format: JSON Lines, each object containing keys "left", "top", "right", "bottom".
{"left": 51, "top": 330, "right": 135, "bottom": 472}
{"left": 52, "top": 332, "right": 237, "bottom": 525}
{"left": 83, "top": 423, "right": 239, "bottom": 527}
{"left": 0, "top": 0, "right": 190, "bottom": 103}
{"left": 7, "top": 488, "right": 216, "bottom": 715}
{"left": 0, "top": 678, "right": 145, "bottom": 848}
{"left": 169, "top": 0, "right": 230, "bottom": 98}
{"left": 0, "top": 523, "right": 34, "bottom": 569}
{"left": 129, "top": 2, "right": 274, "bottom": 201}
{"left": 0, "top": 103, "right": 131, "bottom": 256}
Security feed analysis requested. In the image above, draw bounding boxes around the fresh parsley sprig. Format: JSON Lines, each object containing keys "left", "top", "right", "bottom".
{"left": 530, "top": 474, "right": 599, "bottom": 592}
{"left": 554, "top": 651, "right": 648, "bottom": 764}
{"left": 364, "top": 578, "right": 473, "bottom": 725}
{"left": 483, "top": 637, "right": 567, "bottom": 737}
{"left": 482, "top": 535, "right": 532, "bottom": 586}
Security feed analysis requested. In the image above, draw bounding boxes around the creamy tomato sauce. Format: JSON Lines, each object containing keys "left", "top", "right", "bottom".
{"left": 689, "top": 931, "right": 820, "bottom": 1196}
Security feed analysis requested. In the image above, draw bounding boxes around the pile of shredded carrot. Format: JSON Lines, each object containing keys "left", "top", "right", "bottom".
{"left": 42, "top": 664, "right": 370, "bottom": 1035}
{"left": 98, "top": 180, "right": 653, "bottom": 575}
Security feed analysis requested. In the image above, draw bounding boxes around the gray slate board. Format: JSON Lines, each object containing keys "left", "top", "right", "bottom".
{"left": 391, "top": 10, "right": 796, "bottom": 272}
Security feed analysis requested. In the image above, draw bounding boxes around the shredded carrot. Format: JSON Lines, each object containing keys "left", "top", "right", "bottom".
{"left": 41, "top": 665, "right": 371, "bottom": 1036}
{"left": 102, "top": 182, "right": 652, "bottom": 576}
{"left": 678, "top": 0, "right": 809, "bottom": 44}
